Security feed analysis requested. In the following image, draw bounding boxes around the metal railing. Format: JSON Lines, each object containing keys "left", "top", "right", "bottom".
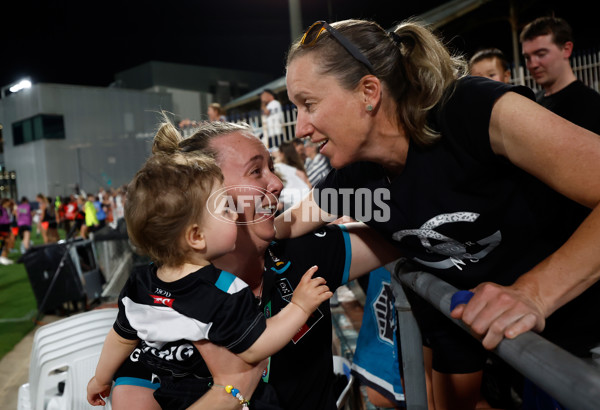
{"left": 227, "top": 106, "right": 298, "bottom": 147}
{"left": 388, "top": 259, "right": 600, "bottom": 410}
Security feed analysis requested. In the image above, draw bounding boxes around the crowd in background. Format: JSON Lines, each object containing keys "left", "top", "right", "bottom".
{"left": 0, "top": 186, "right": 127, "bottom": 265}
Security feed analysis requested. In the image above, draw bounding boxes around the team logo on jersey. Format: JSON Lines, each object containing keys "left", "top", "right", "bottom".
{"left": 372, "top": 282, "right": 395, "bottom": 346}
{"left": 150, "top": 294, "right": 174, "bottom": 307}
{"left": 276, "top": 278, "right": 294, "bottom": 302}
{"left": 392, "top": 212, "right": 501, "bottom": 270}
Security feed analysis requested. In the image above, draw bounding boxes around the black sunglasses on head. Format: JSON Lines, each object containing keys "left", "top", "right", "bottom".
{"left": 300, "top": 20, "right": 374, "bottom": 74}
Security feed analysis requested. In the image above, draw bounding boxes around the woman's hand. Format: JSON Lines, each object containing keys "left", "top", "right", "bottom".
{"left": 450, "top": 281, "right": 546, "bottom": 350}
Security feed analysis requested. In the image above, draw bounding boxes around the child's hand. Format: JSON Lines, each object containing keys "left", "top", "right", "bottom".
{"left": 87, "top": 376, "right": 112, "bottom": 406}
{"left": 291, "top": 266, "right": 333, "bottom": 315}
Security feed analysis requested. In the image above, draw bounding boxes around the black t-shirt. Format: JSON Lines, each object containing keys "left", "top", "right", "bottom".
{"left": 262, "top": 224, "right": 351, "bottom": 410}
{"left": 315, "top": 76, "right": 600, "bottom": 356}
{"left": 536, "top": 80, "right": 600, "bottom": 134}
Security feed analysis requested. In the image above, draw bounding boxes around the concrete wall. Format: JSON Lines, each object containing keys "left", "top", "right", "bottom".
{"left": 0, "top": 83, "right": 173, "bottom": 199}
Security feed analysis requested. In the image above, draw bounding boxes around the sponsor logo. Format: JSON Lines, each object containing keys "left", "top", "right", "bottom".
{"left": 150, "top": 294, "right": 174, "bottom": 307}
{"left": 154, "top": 288, "right": 171, "bottom": 297}
{"left": 207, "top": 185, "right": 278, "bottom": 225}
{"left": 141, "top": 342, "right": 196, "bottom": 361}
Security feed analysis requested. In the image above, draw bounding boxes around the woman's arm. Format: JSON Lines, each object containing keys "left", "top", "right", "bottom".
{"left": 342, "top": 222, "right": 402, "bottom": 281}
{"left": 452, "top": 91, "right": 600, "bottom": 349}
{"left": 275, "top": 190, "right": 337, "bottom": 239}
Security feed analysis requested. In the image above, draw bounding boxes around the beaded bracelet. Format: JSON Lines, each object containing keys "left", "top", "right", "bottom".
{"left": 210, "top": 382, "right": 251, "bottom": 408}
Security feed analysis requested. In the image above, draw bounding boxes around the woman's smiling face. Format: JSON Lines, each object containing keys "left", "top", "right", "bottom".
{"left": 286, "top": 54, "right": 371, "bottom": 169}
{"left": 210, "top": 132, "right": 282, "bottom": 244}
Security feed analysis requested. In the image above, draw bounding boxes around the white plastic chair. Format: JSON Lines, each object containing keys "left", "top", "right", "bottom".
{"left": 17, "top": 308, "right": 117, "bottom": 410}
{"left": 17, "top": 383, "right": 31, "bottom": 410}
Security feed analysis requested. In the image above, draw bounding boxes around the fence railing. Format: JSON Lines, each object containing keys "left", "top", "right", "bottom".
{"left": 227, "top": 108, "right": 298, "bottom": 147}
{"left": 388, "top": 259, "right": 600, "bottom": 410}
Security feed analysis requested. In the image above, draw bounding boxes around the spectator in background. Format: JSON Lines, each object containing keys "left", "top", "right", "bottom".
{"left": 75, "top": 196, "right": 87, "bottom": 238}
{"left": 110, "top": 187, "right": 126, "bottom": 229}
{"left": 15, "top": 197, "right": 33, "bottom": 253}
{"left": 93, "top": 195, "right": 107, "bottom": 230}
{"left": 83, "top": 193, "right": 99, "bottom": 238}
{"left": 521, "top": 15, "right": 600, "bottom": 134}
{"left": 292, "top": 138, "right": 307, "bottom": 163}
{"left": 63, "top": 195, "right": 78, "bottom": 236}
{"left": 207, "top": 102, "right": 227, "bottom": 122}
{"left": 260, "top": 89, "right": 284, "bottom": 148}
{"left": 8, "top": 199, "right": 18, "bottom": 250}
{"left": 469, "top": 47, "right": 511, "bottom": 83}
{"left": 0, "top": 198, "right": 14, "bottom": 265}
{"left": 272, "top": 141, "right": 311, "bottom": 212}
{"left": 304, "top": 140, "right": 332, "bottom": 187}
{"left": 36, "top": 194, "right": 59, "bottom": 243}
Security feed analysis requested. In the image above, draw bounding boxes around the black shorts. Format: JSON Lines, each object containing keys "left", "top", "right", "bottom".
{"left": 113, "top": 347, "right": 160, "bottom": 390}
{"left": 115, "top": 347, "right": 281, "bottom": 410}
{"left": 18, "top": 225, "right": 31, "bottom": 237}
{"left": 0, "top": 224, "right": 10, "bottom": 239}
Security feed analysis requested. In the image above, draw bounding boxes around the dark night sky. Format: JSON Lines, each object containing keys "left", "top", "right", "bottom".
{"left": 1, "top": 0, "right": 598, "bottom": 90}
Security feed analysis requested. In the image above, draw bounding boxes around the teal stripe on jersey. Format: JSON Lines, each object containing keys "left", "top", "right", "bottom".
{"left": 338, "top": 224, "right": 352, "bottom": 285}
{"left": 215, "top": 270, "right": 236, "bottom": 292}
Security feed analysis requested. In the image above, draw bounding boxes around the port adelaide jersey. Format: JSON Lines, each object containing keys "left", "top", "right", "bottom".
{"left": 113, "top": 263, "right": 266, "bottom": 378}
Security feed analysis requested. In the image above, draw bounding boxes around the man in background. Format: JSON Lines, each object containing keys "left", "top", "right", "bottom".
{"left": 520, "top": 15, "right": 600, "bottom": 133}
{"left": 260, "top": 89, "right": 284, "bottom": 148}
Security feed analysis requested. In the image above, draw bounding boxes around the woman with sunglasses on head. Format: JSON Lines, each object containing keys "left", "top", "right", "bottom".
{"left": 277, "top": 18, "right": 600, "bottom": 409}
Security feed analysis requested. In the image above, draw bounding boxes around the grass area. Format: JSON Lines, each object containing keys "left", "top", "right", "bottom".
{"left": 0, "top": 230, "right": 65, "bottom": 361}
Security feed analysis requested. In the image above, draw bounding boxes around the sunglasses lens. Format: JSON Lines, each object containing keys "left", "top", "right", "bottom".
{"left": 301, "top": 22, "right": 325, "bottom": 46}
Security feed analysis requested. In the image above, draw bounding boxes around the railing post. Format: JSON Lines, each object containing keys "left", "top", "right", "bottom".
{"left": 387, "top": 260, "right": 429, "bottom": 410}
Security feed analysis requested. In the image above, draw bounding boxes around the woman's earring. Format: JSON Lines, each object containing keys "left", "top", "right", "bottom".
{"left": 366, "top": 104, "right": 373, "bottom": 112}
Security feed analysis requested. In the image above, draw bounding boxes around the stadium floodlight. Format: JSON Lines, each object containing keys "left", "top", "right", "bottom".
{"left": 9, "top": 79, "right": 32, "bottom": 93}
{"left": 1, "top": 77, "right": 32, "bottom": 99}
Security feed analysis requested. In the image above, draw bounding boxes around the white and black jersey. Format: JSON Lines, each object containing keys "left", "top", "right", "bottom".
{"left": 112, "top": 225, "right": 352, "bottom": 410}
{"left": 113, "top": 264, "right": 266, "bottom": 378}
